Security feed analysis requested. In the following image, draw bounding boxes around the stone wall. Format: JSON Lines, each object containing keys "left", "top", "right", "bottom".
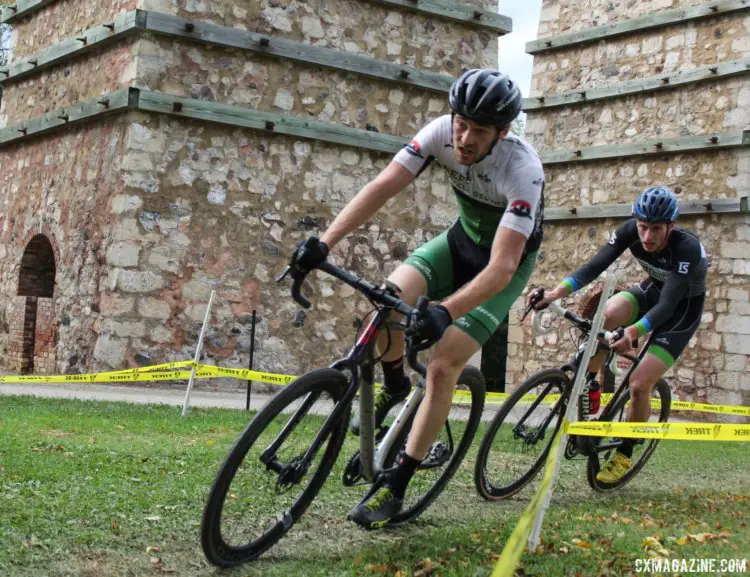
{"left": 523, "top": 0, "right": 750, "bottom": 410}
{"left": 142, "top": 0, "right": 498, "bottom": 74}
{"left": 135, "top": 36, "right": 450, "bottom": 136}
{"left": 531, "top": 12, "right": 750, "bottom": 97}
{"left": 0, "top": 40, "right": 137, "bottom": 125}
{"left": 0, "top": 118, "right": 130, "bottom": 374}
{"left": 10, "top": 0, "right": 138, "bottom": 59}
{"left": 539, "top": 0, "right": 720, "bottom": 37}
{"left": 542, "top": 149, "right": 748, "bottom": 208}
{"left": 526, "top": 78, "right": 750, "bottom": 150}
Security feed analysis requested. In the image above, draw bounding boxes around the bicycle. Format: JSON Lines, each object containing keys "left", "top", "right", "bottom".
{"left": 201, "top": 257, "right": 485, "bottom": 567}
{"left": 474, "top": 294, "right": 671, "bottom": 500}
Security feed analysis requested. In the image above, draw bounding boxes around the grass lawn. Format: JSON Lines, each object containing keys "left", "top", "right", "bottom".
{"left": 0, "top": 395, "right": 748, "bottom": 577}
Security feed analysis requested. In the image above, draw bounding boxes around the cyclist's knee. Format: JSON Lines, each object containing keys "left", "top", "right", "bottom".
{"left": 629, "top": 375, "right": 656, "bottom": 399}
{"left": 603, "top": 294, "right": 634, "bottom": 329}
{"left": 386, "top": 264, "right": 426, "bottom": 306}
{"left": 426, "top": 356, "right": 464, "bottom": 393}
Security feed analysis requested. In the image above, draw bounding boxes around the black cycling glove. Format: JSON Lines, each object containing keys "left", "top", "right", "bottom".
{"left": 292, "top": 236, "right": 329, "bottom": 274}
{"left": 407, "top": 304, "right": 453, "bottom": 350}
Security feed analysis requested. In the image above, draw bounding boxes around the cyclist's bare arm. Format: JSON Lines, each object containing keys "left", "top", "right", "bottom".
{"left": 441, "top": 226, "right": 526, "bottom": 320}
{"left": 321, "top": 162, "right": 416, "bottom": 248}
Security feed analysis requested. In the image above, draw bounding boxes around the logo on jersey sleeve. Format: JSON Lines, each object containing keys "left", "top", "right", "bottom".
{"left": 608, "top": 232, "right": 617, "bottom": 245}
{"left": 508, "top": 200, "right": 532, "bottom": 219}
{"left": 678, "top": 261, "right": 690, "bottom": 274}
{"left": 405, "top": 140, "right": 424, "bottom": 159}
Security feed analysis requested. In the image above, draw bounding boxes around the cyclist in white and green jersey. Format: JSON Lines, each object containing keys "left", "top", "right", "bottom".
{"left": 290, "top": 69, "right": 545, "bottom": 529}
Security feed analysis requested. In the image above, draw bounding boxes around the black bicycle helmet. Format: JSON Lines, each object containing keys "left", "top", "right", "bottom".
{"left": 449, "top": 69, "right": 523, "bottom": 127}
{"left": 632, "top": 186, "right": 680, "bottom": 223}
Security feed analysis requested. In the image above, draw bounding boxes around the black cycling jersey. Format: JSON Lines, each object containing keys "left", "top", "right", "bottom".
{"left": 564, "top": 219, "right": 707, "bottom": 333}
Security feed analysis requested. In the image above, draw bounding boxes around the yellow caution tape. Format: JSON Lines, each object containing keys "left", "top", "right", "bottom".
{"left": 196, "top": 364, "right": 297, "bottom": 386}
{"left": 2, "top": 362, "right": 749, "bottom": 418}
{"left": 566, "top": 420, "right": 750, "bottom": 442}
{"left": 491, "top": 418, "right": 568, "bottom": 577}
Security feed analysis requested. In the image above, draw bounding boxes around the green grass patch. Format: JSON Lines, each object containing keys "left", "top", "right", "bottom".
{"left": 0, "top": 395, "right": 747, "bottom": 577}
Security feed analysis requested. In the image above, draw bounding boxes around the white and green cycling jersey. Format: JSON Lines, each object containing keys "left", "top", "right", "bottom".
{"left": 393, "top": 115, "right": 545, "bottom": 252}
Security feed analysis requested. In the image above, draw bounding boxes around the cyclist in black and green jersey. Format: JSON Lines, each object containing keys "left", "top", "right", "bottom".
{"left": 533, "top": 186, "right": 707, "bottom": 483}
{"left": 290, "top": 69, "right": 545, "bottom": 528}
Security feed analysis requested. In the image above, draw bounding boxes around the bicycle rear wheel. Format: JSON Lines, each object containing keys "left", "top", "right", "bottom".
{"left": 384, "top": 366, "right": 485, "bottom": 524}
{"left": 587, "top": 378, "right": 671, "bottom": 492}
{"left": 474, "top": 368, "right": 569, "bottom": 501}
{"left": 201, "top": 369, "right": 350, "bottom": 567}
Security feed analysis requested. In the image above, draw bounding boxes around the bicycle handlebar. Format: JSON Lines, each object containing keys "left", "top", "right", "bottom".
{"left": 532, "top": 300, "right": 618, "bottom": 342}
{"left": 278, "top": 262, "right": 427, "bottom": 376}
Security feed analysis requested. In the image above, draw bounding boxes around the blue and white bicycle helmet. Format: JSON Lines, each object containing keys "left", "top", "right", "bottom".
{"left": 632, "top": 186, "right": 680, "bottom": 223}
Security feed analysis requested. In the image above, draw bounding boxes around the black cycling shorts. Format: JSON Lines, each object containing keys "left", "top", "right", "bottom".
{"left": 618, "top": 280, "right": 704, "bottom": 368}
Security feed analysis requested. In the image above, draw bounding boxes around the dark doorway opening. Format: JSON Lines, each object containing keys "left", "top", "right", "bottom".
{"left": 17, "top": 234, "right": 56, "bottom": 373}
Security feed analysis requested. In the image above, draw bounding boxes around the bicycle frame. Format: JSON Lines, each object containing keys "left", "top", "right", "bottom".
{"left": 523, "top": 301, "right": 657, "bottom": 456}
{"left": 263, "top": 262, "right": 428, "bottom": 486}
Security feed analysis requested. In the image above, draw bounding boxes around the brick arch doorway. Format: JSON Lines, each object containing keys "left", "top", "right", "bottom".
{"left": 15, "top": 234, "right": 57, "bottom": 374}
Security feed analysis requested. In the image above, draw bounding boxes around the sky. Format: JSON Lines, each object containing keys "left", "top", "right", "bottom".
{"left": 496, "top": 0, "right": 544, "bottom": 99}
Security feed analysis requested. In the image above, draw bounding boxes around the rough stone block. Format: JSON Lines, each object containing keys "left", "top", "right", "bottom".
{"left": 138, "top": 298, "right": 171, "bottom": 320}
{"left": 106, "top": 242, "right": 140, "bottom": 267}
{"left": 117, "top": 270, "right": 165, "bottom": 294}
{"left": 724, "top": 333, "right": 750, "bottom": 355}
{"left": 93, "top": 334, "right": 127, "bottom": 369}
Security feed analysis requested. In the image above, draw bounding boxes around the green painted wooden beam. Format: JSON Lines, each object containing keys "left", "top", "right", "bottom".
{"left": 363, "top": 0, "right": 511, "bottom": 34}
{"left": 523, "top": 57, "right": 750, "bottom": 111}
{"left": 0, "top": 87, "right": 136, "bottom": 146}
{"left": 136, "top": 90, "right": 408, "bottom": 154}
{"left": 526, "top": 0, "right": 750, "bottom": 54}
{"left": 144, "top": 12, "right": 453, "bottom": 94}
{"left": 544, "top": 196, "right": 749, "bottom": 221}
{"left": 0, "top": 11, "right": 144, "bottom": 84}
{"left": 540, "top": 130, "right": 750, "bottom": 165}
{"left": 1, "top": 0, "right": 57, "bottom": 24}
{"left": 0, "top": 10, "right": 455, "bottom": 94}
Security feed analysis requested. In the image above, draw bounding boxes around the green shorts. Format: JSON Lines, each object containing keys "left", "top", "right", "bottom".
{"left": 404, "top": 221, "right": 537, "bottom": 346}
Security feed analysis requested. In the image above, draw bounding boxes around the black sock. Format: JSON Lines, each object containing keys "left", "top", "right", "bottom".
{"left": 382, "top": 358, "right": 408, "bottom": 392}
{"left": 587, "top": 371, "right": 598, "bottom": 383}
{"left": 385, "top": 453, "right": 421, "bottom": 498}
{"left": 618, "top": 439, "right": 635, "bottom": 458}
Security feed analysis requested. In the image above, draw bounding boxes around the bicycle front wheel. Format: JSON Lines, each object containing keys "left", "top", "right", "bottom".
{"left": 587, "top": 378, "right": 671, "bottom": 492}
{"left": 201, "top": 369, "right": 350, "bottom": 567}
{"left": 385, "top": 365, "right": 486, "bottom": 524}
{"left": 474, "top": 368, "right": 569, "bottom": 501}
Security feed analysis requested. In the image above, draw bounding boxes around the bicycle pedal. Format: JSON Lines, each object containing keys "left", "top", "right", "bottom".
{"left": 342, "top": 450, "right": 364, "bottom": 487}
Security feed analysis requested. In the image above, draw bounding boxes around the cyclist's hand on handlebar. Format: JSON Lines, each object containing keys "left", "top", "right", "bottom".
{"left": 527, "top": 287, "right": 549, "bottom": 311}
{"left": 609, "top": 326, "right": 637, "bottom": 353}
{"left": 290, "top": 236, "right": 329, "bottom": 276}
{"left": 407, "top": 304, "right": 453, "bottom": 351}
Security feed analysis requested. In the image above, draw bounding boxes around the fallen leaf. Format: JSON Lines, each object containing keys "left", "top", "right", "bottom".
{"left": 146, "top": 546, "right": 161, "bottom": 554}
{"left": 145, "top": 516, "right": 162, "bottom": 523}
{"left": 571, "top": 538, "right": 592, "bottom": 549}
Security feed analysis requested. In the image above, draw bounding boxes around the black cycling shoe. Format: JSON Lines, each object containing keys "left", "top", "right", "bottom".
{"left": 348, "top": 485, "right": 403, "bottom": 530}
{"left": 350, "top": 380, "right": 410, "bottom": 435}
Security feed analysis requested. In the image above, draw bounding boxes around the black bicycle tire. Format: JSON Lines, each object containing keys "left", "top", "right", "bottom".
{"left": 586, "top": 378, "right": 671, "bottom": 492}
{"left": 200, "top": 368, "right": 350, "bottom": 567}
{"left": 385, "top": 365, "right": 486, "bottom": 524}
{"left": 474, "top": 368, "right": 570, "bottom": 501}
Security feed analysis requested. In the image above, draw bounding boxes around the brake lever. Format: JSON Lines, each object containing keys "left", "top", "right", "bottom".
{"left": 276, "top": 265, "right": 292, "bottom": 283}
{"left": 520, "top": 303, "right": 534, "bottom": 323}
